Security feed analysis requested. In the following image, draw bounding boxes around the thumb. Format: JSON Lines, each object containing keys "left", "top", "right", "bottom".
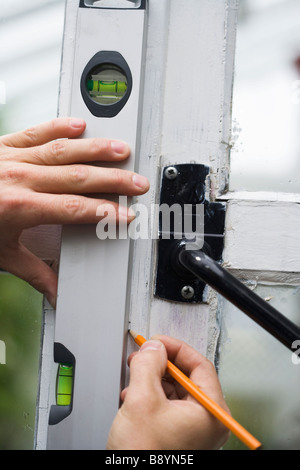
{"left": 127, "top": 340, "right": 168, "bottom": 403}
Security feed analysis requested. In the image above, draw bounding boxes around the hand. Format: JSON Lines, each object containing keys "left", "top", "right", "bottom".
{"left": 0, "top": 118, "right": 149, "bottom": 307}
{"left": 107, "top": 335, "right": 231, "bottom": 450}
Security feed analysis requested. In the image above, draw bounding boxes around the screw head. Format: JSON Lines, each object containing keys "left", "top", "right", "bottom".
{"left": 181, "top": 285, "right": 195, "bottom": 300}
{"left": 165, "top": 166, "right": 178, "bottom": 180}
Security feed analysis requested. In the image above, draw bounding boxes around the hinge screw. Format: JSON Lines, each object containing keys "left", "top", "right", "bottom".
{"left": 165, "top": 166, "right": 178, "bottom": 180}
{"left": 181, "top": 285, "right": 195, "bottom": 300}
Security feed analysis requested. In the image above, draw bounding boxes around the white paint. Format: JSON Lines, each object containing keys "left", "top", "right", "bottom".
{"left": 159, "top": 0, "right": 238, "bottom": 195}
{"left": 34, "top": 302, "right": 56, "bottom": 450}
{"left": 129, "top": 0, "right": 238, "bottom": 363}
{"left": 223, "top": 200, "right": 300, "bottom": 272}
{"left": 219, "top": 190, "right": 300, "bottom": 203}
{"left": 0, "top": 340, "right": 6, "bottom": 365}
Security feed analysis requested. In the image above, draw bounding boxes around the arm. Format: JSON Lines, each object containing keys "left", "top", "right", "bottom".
{"left": 0, "top": 117, "right": 149, "bottom": 306}
{"left": 107, "top": 335, "right": 230, "bottom": 450}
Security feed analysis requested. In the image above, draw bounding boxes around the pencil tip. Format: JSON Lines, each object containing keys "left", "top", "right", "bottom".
{"left": 129, "top": 329, "right": 137, "bottom": 339}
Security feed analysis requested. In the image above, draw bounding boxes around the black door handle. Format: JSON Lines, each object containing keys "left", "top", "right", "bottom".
{"left": 177, "top": 247, "right": 300, "bottom": 351}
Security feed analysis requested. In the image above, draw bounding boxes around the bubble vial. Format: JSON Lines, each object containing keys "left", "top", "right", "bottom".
{"left": 86, "top": 65, "right": 128, "bottom": 105}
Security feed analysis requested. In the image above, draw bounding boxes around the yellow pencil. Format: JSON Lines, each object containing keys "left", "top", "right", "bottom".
{"left": 129, "top": 330, "right": 262, "bottom": 451}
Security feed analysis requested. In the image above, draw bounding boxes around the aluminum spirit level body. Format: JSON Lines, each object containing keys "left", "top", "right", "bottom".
{"left": 42, "top": 0, "right": 148, "bottom": 450}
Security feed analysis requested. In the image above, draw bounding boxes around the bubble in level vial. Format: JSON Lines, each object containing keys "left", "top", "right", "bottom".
{"left": 87, "top": 79, "right": 127, "bottom": 97}
{"left": 56, "top": 363, "right": 74, "bottom": 406}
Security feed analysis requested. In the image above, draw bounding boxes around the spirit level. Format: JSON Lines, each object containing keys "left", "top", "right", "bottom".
{"left": 39, "top": 0, "right": 148, "bottom": 450}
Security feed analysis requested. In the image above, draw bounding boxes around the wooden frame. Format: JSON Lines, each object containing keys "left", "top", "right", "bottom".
{"left": 35, "top": 0, "right": 240, "bottom": 449}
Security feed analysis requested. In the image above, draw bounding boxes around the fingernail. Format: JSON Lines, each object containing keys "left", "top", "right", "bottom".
{"left": 111, "top": 140, "right": 129, "bottom": 156}
{"left": 45, "top": 294, "right": 57, "bottom": 309}
{"left": 132, "top": 174, "right": 149, "bottom": 190}
{"left": 70, "top": 118, "right": 85, "bottom": 129}
{"left": 140, "top": 340, "right": 164, "bottom": 352}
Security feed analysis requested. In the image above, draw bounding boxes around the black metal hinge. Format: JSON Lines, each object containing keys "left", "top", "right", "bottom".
{"left": 154, "top": 164, "right": 226, "bottom": 303}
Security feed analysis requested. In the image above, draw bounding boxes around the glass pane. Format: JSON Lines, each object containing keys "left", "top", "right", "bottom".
{"left": 218, "top": 284, "right": 300, "bottom": 450}
{"left": 230, "top": 0, "right": 300, "bottom": 193}
{"left": 0, "top": 0, "right": 65, "bottom": 133}
{"left": 0, "top": 275, "right": 43, "bottom": 450}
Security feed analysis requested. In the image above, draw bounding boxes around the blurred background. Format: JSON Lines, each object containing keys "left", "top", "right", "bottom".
{"left": 0, "top": 0, "right": 300, "bottom": 450}
{"left": 0, "top": 0, "right": 64, "bottom": 133}
{"left": 230, "top": 0, "right": 300, "bottom": 193}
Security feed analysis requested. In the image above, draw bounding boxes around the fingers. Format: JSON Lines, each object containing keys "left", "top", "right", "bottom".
{"left": 149, "top": 335, "right": 231, "bottom": 448}
{"left": 15, "top": 192, "right": 136, "bottom": 227}
{"left": 0, "top": 243, "right": 58, "bottom": 307}
{"left": 17, "top": 136, "right": 131, "bottom": 166}
{"left": 0, "top": 118, "right": 86, "bottom": 148}
{"left": 151, "top": 335, "right": 228, "bottom": 407}
{"left": 0, "top": 118, "right": 131, "bottom": 166}
{"left": 125, "top": 340, "right": 168, "bottom": 407}
{"left": 14, "top": 163, "right": 149, "bottom": 196}
{"left": 114, "top": 336, "right": 230, "bottom": 451}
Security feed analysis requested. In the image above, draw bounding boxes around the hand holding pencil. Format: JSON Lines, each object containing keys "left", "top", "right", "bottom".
{"left": 107, "top": 333, "right": 251, "bottom": 450}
